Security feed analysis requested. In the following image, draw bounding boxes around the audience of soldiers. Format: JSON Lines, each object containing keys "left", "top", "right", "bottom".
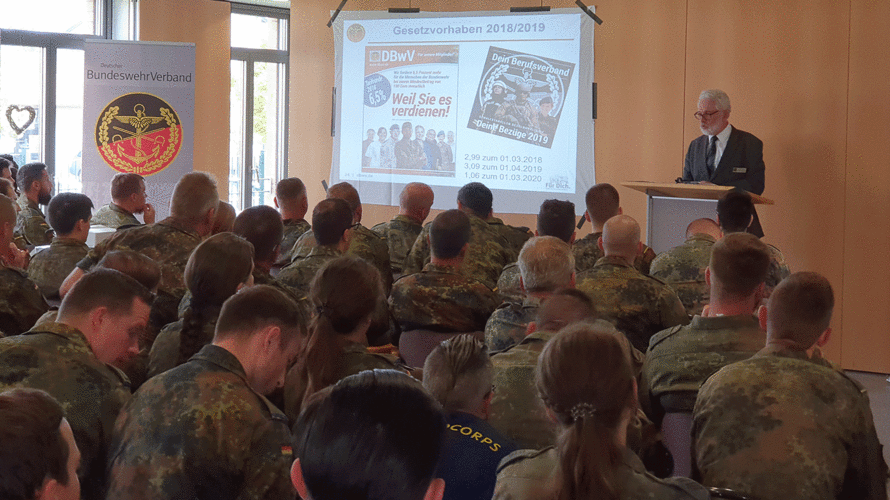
{"left": 0, "top": 172, "right": 886, "bottom": 500}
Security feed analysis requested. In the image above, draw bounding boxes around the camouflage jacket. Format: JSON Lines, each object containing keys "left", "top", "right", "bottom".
{"left": 0, "top": 263, "right": 49, "bottom": 336}
{"left": 0, "top": 322, "right": 131, "bottom": 500}
{"left": 91, "top": 203, "right": 141, "bottom": 229}
{"left": 389, "top": 262, "right": 499, "bottom": 333}
{"left": 79, "top": 217, "right": 202, "bottom": 301}
{"left": 27, "top": 237, "right": 89, "bottom": 299}
{"left": 277, "top": 244, "right": 343, "bottom": 296}
{"left": 106, "top": 344, "right": 295, "bottom": 500}
{"left": 493, "top": 447, "right": 710, "bottom": 500}
{"left": 693, "top": 344, "right": 888, "bottom": 500}
{"left": 576, "top": 256, "right": 689, "bottom": 352}
{"left": 277, "top": 218, "right": 310, "bottom": 265}
{"left": 489, "top": 329, "right": 558, "bottom": 450}
{"left": 484, "top": 294, "right": 542, "bottom": 352}
{"left": 642, "top": 314, "right": 764, "bottom": 420}
{"left": 402, "top": 213, "right": 514, "bottom": 289}
{"left": 495, "top": 262, "right": 524, "bottom": 303}
{"left": 283, "top": 341, "right": 399, "bottom": 422}
{"left": 146, "top": 316, "right": 218, "bottom": 379}
{"left": 573, "top": 231, "right": 656, "bottom": 274}
{"left": 486, "top": 217, "right": 532, "bottom": 256}
{"left": 14, "top": 193, "right": 53, "bottom": 246}
{"left": 649, "top": 233, "right": 715, "bottom": 317}
{"left": 371, "top": 214, "right": 424, "bottom": 276}
{"left": 290, "top": 223, "right": 393, "bottom": 293}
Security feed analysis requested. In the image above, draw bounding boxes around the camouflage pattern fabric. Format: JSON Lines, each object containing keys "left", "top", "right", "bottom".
{"left": 14, "top": 193, "right": 53, "bottom": 246}
{"left": 693, "top": 344, "right": 888, "bottom": 500}
{"left": 486, "top": 217, "right": 532, "bottom": 256}
{"left": 283, "top": 341, "right": 399, "bottom": 422}
{"left": 146, "top": 317, "right": 218, "bottom": 378}
{"left": 489, "top": 327, "right": 645, "bottom": 452}
{"left": 402, "top": 213, "right": 514, "bottom": 289}
{"left": 371, "top": 214, "right": 423, "bottom": 276}
{"left": 27, "top": 237, "right": 89, "bottom": 299}
{"left": 91, "top": 203, "right": 141, "bottom": 229}
{"left": 277, "top": 244, "right": 343, "bottom": 296}
{"left": 494, "top": 446, "right": 710, "bottom": 500}
{"left": 277, "top": 218, "right": 310, "bottom": 265}
{"left": 484, "top": 294, "right": 542, "bottom": 352}
{"left": 106, "top": 344, "right": 295, "bottom": 500}
{"left": 78, "top": 217, "right": 202, "bottom": 307}
{"left": 573, "top": 231, "right": 656, "bottom": 274}
{"left": 394, "top": 136, "right": 427, "bottom": 169}
{"left": 0, "top": 264, "right": 49, "bottom": 336}
{"left": 0, "top": 322, "right": 131, "bottom": 500}
{"left": 576, "top": 256, "right": 689, "bottom": 352}
{"left": 289, "top": 223, "right": 393, "bottom": 293}
{"left": 766, "top": 243, "right": 791, "bottom": 294}
{"left": 489, "top": 329, "right": 558, "bottom": 450}
{"left": 495, "top": 262, "right": 523, "bottom": 304}
{"left": 642, "top": 314, "right": 764, "bottom": 422}
{"left": 649, "top": 233, "right": 716, "bottom": 317}
{"left": 389, "top": 262, "right": 499, "bottom": 333}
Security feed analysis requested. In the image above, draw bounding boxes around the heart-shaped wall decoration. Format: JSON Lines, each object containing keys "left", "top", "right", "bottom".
{"left": 6, "top": 105, "right": 37, "bottom": 135}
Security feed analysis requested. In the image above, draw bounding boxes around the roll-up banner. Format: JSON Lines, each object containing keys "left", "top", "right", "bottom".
{"left": 82, "top": 40, "right": 195, "bottom": 220}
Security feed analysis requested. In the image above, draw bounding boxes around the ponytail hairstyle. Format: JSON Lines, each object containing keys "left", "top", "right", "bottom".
{"left": 535, "top": 321, "right": 635, "bottom": 500}
{"left": 179, "top": 233, "right": 254, "bottom": 365}
{"left": 297, "top": 255, "right": 383, "bottom": 401}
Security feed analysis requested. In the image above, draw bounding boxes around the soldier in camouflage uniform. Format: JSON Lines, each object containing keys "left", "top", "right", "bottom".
{"left": 573, "top": 183, "right": 655, "bottom": 274}
{"left": 403, "top": 182, "right": 514, "bottom": 289}
{"left": 28, "top": 193, "right": 92, "bottom": 300}
{"left": 642, "top": 233, "right": 770, "bottom": 428}
{"left": 486, "top": 215, "right": 532, "bottom": 257}
{"left": 73, "top": 172, "right": 219, "bottom": 328}
{"left": 495, "top": 199, "right": 576, "bottom": 305}
{"left": 279, "top": 198, "right": 352, "bottom": 295}
{"left": 649, "top": 218, "right": 721, "bottom": 317}
{"left": 486, "top": 235, "right": 575, "bottom": 351}
{"left": 288, "top": 182, "right": 392, "bottom": 293}
{"left": 0, "top": 195, "right": 48, "bottom": 336}
{"left": 106, "top": 286, "right": 304, "bottom": 500}
{"left": 273, "top": 177, "right": 311, "bottom": 266}
{"left": 493, "top": 320, "right": 708, "bottom": 500}
{"left": 693, "top": 272, "right": 887, "bottom": 500}
{"left": 390, "top": 210, "right": 499, "bottom": 334}
{"left": 90, "top": 173, "right": 155, "bottom": 229}
{"left": 0, "top": 269, "right": 152, "bottom": 500}
{"left": 14, "top": 163, "right": 54, "bottom": 248}
{"left": 371, "top": 182, "right": 434, "bottom": 279}
{"left": 717, "top": 189, "right": 790, "bottom": 295}
{"left": 577, "top": 215, "right": 688, "bottom": 352}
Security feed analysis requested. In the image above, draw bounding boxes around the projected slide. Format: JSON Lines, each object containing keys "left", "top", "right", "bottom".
{"left": 334, "top": 11, "right": 594, "bottom": 213}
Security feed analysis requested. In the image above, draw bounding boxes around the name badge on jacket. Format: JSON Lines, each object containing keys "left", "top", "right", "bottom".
{"left": 732, "top": 167, "right": 747, "bottom": 174}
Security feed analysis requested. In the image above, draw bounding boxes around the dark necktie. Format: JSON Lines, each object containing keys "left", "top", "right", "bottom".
{"left": 706, "top": 135, "right": 718, "bottom": 176}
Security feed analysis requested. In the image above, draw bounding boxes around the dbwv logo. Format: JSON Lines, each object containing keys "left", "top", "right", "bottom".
{"left": 370, "top": 50, "right": 415, "bottom": 63}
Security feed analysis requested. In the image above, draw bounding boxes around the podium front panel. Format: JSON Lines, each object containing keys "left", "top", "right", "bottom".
{"left": 647, "top": 197, "right": 718, "bottom": 254}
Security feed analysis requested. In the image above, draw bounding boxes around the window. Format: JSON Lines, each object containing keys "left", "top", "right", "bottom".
{"left": 229, "top": 5, "right": 289, "bottom": 211}
{"left": 0, "top": 0, "right": 137, "bottom": 194}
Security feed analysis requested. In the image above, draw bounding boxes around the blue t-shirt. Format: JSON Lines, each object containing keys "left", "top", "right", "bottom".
{"left": 436, "top": 411, "right": 517, "bottom": 500}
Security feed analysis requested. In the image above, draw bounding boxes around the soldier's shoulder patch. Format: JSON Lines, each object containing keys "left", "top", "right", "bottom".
{"left": 836, "top": 370, "right": 868, "bottom": 396}
{"left": 497, "top": 447, "right": 554, "bottom": 473}
{"left": 256, "top": 391, "right": 289, "bottom": 423}
{"left": 647, "top": 324, "right": 686, "bottom": 350}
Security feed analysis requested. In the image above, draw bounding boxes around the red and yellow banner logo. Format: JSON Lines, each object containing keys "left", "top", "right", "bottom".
{"left": 95, "top": 92, "right": 182, "bottom": 176}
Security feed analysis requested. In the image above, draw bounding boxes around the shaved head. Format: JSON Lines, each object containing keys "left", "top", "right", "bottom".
{"left": 400, "top": 183, "right": 434, "bottom": 211}
{"left": 585, "top": 183, "right": 620, "bottom": 225}
{"left": 601, "top": 215, "right": 641, "bottom": 259}
{"left": 327, "top": 182, "right": 360, "bottom": 213}
{"left": 686, "top": 218, "right": 721, "bottom": 239}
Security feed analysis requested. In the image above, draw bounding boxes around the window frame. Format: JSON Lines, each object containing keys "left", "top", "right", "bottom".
{"left": 230, "top": 3, "right": 290, "bottom": 210}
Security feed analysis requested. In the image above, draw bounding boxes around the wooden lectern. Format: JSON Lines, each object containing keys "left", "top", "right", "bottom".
{"left": 621, "top": 181, "right": 774, "bottom": 254}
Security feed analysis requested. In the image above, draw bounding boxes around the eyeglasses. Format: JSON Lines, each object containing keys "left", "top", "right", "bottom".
{"left": 694, "top": 110, "right": 720, "bottom": 120}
